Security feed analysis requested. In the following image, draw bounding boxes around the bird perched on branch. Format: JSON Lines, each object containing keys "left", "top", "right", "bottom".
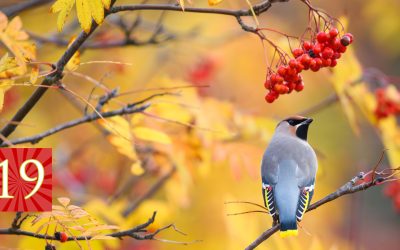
{"left": 261, "top": 116, "right": 317, "bottom": 237}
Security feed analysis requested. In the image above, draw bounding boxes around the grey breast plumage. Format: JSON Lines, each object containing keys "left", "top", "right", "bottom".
{"left": 262, "top": 132, "right": 317, "bottom": 187}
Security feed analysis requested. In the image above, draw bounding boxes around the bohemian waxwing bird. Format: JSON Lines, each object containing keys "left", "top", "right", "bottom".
{"left": 261, "top": 116, "right": 317, "bottom": 237}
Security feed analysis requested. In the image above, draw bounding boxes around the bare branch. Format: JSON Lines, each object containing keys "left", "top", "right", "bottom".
{"left": 0, "top": 211, "right": 176, "bottom": 241}
{"left": 0, "top": 103, "right": 149, "bottom": 147}
{"left": 110, "top": 1, "right": 290, "bottom": 33}
{"left": 110, "top": 1, "right": 287, "bottom": 17}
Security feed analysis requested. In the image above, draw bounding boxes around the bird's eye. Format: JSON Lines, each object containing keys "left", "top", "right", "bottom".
{"left": 287, "top": 119, "right": 295, "bottom": 125}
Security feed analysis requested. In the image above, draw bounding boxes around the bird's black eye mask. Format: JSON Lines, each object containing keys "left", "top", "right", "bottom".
{"left": 284, "top": 118, "right": 310, "bottom": 141}
{"left": 285, "top": 118, "right": 307, "bottom": 126}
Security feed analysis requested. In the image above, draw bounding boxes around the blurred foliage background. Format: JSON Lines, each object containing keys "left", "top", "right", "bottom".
{"left": 0, "top": 0, "right": 399, "bottom": 249}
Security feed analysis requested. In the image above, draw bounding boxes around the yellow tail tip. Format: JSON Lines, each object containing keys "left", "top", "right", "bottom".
{"left": 279, "top": 229, "right": 298, "bottom": 238}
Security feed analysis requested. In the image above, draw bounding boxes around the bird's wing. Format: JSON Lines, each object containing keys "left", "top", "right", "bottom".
{"left": 293, "top": 144, "right": 317, "bottom": 221}
{"left": 261, "top": 148, "right": 279, "bottom": 217}
{"left": 295, "top": 178, "right": 315, "bottom": 221}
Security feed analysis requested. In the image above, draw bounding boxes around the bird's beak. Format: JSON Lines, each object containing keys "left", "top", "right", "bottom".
{"left": 302, "top": 118, "right": 313, "bottom": 125}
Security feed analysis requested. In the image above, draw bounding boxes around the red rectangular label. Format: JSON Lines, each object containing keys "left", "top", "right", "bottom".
{"left": 0, "top": 148, "right": 52, "bottom": 211}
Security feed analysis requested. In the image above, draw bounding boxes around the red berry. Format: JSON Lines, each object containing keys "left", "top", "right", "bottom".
{"left": 340, "top": 35, "right": 351, "bottom": 46}
{"left": 344, "top": 33, "right": 353, "bottom": 43}
{"left": 299, "top": 54, "right": 311, "bottom": 67}
{"left": 277, "top": 66, "right": 287, "bottom": 76}
{"left": 321, "top": 47, "right": 334, "bottom": 59}
{"left": 310, "top": 59, "right": 320, "bottom": 72}
{"left": 315, "top": 58, "right": 323, "bottom": 67}
{"left": 288, "top": 59, "right": 298, "bottom": 69}
{"left": 295, "top": 82, "right": 304, "bottom": 92}
{"left": 276, "top": 75, "right": 284, "bottom": 83}
{"left": 333, "top": 52, "right": 341, "bottom": 59}
{"left": 273, "top": 84, "right": 281, "bottom": 92}
{"left": 265, "top": 92, "right": 277, "bottom": 103}
{"left": 292, "top": 48, "right": 304, "bottom": 58}
{"left": 302, "top": 41, "right": 312, "bottom": 51}
{"left": 330, "top": 59, "right": 337, "bottom": 67}
{"left": 322, "top": 58, "right": 332, "bottom": 67}
{"left": 274, "top": 84, "right": 289, "bottom": 94}
{"left": 286, "top": 67, "right": 297, "bottom": 77}
{"left": 331, "top": 38, "right": 341, "bottom": 51}
{"left": 329, "top": 28, "right": 339, "bottom": 38}
{"left": 291, "top": 74, "right": 301, "bottom": 82}
{"left": 270, "top": 73, "right": 278, "bottom": 83}
{"left": 282, "top": 85, "right": 290, "bottom": 94}
{"left": 296, "top": 63, "right": 304, "bottom": 72}
{"left": 286, "top": 82, "right": 295, "bottom": 92}
{"left": 338, "top": 44, "right": 347, "bottom": 53}
{"left": 264, "top": 79, "right": 272, "bottom": 89}
{"left": 313, "top": 43, "right": 323, "bottom": 54}
{"left": 316, "top": 32, "right": 328, "bottom": 43}
{"left": 55, "top": 232, "right": 68, "bottom": 243}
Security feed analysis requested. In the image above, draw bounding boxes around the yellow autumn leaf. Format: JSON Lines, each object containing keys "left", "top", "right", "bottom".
{"left": 0, "top": 65, "right": 27, "bottom": 112}
{"left": 108, "top": 136, "right": 138, "bottom": 160}
{"left": 100, "top": 116, "right": 138, "bottom": 161}
{"left": 0, "top": 53, "right": 18, "bottom": 73}
{"left": 130, "top": 161, "right": 145, "bottom": 175}
{"left": 76, "top": 0, "right": 92, "bottom": 33}
{"left": 208, "top": 0, "right": 223, "bottom": 6}
{"left": 132, "top": 126, "right": 172, "bottom": 144}
{"left": 51, "top": 0, "right": 108, "bottom": 33}
{"left": 88, "top": 0, "right": 104, "bottom": 24}
{"left": 0, "top": 54, "right": 19, "bottom": 111}
{"left": 0, "top": 12, "right": 35, "bottom": 69}
{"left": 105, "top": 116, "right": 132, "bottom": 139}
{"left": 51, "top": 0, "right": 75, "bottom": 32}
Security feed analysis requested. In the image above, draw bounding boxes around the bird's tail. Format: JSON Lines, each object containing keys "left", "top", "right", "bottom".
{"left": 273, "top": 176, "right": 299, "bottom": 238}
{"left": 279, "top": 219, "right": 298, "bottom": 238}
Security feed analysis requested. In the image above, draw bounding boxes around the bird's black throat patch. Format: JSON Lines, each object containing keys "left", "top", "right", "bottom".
{"left": 296, "top": 124, "right": 310, "bottom": 141}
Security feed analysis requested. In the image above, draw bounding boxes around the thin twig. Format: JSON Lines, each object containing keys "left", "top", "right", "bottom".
{"left": 0, "top": 104, "right": 149, "bottom": 147}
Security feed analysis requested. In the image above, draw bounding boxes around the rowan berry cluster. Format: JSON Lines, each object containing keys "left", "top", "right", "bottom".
{"left": 264, "top": 29, "right": 354, "bottom": 103}
{"left": 374, "top": 88, "right": 400, "bottom": 120}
